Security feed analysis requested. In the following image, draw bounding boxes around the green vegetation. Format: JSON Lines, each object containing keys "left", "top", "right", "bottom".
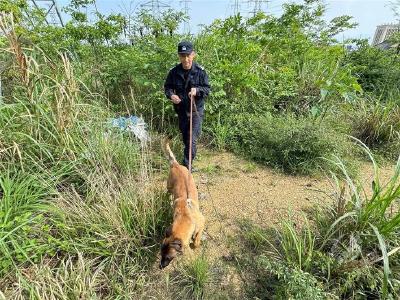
{"left": 175, "top": 255, "right": 211, "bottom": 299}
{"left": 237, "top": 147, "right": 400, "bottom": 298}
{"left": 0, "top": 0, "right": 399, "bottom": 298}
{"left": 230, "top": 113, "right": 351, "bottom": 174}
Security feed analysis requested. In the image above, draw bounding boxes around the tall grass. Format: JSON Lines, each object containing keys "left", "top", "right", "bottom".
{"left": 315, "top": 143, "right": 400, "bottom": 297}
{"left": 350, "top": 98, "right": 400, "bottom": 159}
{"left": 0, "top": 171, "right": 56, "bottom": 275}
{"left": 175, "top": 255, "right": 211, "bottom": 300}
{"left": 276, "top": 218, "right": 316, "bottom": 272}
{"left": 321, "top": 141, "right": 400, "bottom": 238}
{"left": 7, "top": 253, "right": 108, "bottom": 300}
{"left": 0, "top": 13, "right": 172, "bottom": 298}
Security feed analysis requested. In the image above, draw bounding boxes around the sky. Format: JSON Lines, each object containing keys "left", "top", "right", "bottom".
{"left": 54, "top": 0, "right": 399, "bottom": 42}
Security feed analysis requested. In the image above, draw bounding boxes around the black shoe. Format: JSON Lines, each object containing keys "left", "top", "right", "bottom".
{"left": 182, "top": 160, "right": 196, "bottom": 172}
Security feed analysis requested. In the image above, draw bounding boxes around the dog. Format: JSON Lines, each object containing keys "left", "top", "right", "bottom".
{"left": 159, "top": 142, "right": 205, "bottom": 269}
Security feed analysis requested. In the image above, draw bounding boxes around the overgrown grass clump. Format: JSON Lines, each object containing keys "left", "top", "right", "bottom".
{"left": 175, "top": 255, "right": 211, "bottom": 300}
{"left": 349, "top": 99, "right": 400, "bottom": 159}
{"left": 0, "top": 171, "right": 57, "bottom": 274}
{"left": 229, "top": 114, "right": 352, "bottom": 175}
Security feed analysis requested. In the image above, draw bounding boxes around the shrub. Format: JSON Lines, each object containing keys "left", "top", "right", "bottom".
{"left": 229, "top": 114, "right": 350, "bottom": 174}
{"left": 344, "top": 39, "right": 400, "bottom": 100}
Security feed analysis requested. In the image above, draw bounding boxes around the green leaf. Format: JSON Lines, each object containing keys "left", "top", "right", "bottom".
{"left": 370, "top": 223, "right": 390, "bottom": 299}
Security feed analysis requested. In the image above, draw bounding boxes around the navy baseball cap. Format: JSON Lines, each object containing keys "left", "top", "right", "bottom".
{"left": 178, "top": 41, "right": 194, "bottom": 54}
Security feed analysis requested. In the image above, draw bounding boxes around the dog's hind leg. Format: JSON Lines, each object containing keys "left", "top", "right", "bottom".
{"left": 193, "top": 214, "right": 205, "bottom": 248}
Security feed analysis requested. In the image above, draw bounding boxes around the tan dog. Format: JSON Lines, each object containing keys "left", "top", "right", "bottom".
{"left": 160, "top": 143, "right": 205, "bottom": 269}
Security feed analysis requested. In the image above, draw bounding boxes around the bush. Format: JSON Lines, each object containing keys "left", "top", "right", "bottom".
{"left": 229, "top": 114, "right": 351, "bottom": 174}
{"left": 344, "top": 39, "right": 400, "bottom": 100}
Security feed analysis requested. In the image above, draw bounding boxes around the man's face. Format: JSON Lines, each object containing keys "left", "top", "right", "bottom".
{"left": 179, "top": 51, "right": 195, "bottom": 70}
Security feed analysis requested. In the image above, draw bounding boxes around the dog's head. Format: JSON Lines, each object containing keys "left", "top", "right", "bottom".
{"left": 160, "top": 227, "right": 182, "bottom": 269}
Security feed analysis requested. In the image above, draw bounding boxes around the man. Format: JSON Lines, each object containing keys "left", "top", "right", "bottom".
{"left": 164, "top": 41, "right": 210, "bottom": 171}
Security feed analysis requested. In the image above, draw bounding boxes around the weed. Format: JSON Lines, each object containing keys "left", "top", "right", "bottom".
{"left": 175, "top": 255, "right": 211, "bottom": 300}
{"left": 240, "top": 161, "right": 257, "bottom": 173}
{"left": 235, "top": 145, "right": 400, "bottom": 298}
{"left": 239, "top": 219, "right": 271, "bottom": 253}
{"left": 257, "top": 256, "right": 329, "bottom": 300}
{"left": 201, "top": 164, "right": 222, "bottom": 175}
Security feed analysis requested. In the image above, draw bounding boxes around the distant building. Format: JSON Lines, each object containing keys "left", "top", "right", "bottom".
{"left": 372, "top": 24, "right": 400, "bottom": 49}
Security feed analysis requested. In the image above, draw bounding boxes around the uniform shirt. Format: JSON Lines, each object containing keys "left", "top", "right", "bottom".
{"left": 164, "top": 62, "right": 211, "bottom": 115}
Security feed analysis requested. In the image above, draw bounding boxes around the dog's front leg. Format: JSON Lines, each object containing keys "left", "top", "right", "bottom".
{"left": 193, "top": 214, "right": 205, "bottom": 248}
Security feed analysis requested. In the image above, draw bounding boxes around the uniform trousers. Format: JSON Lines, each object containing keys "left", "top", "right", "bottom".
{"left": 178, "top": 111, "right": 203, "bottom": 170}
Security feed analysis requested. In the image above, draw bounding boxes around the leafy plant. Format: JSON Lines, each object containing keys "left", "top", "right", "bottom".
{"left": 257, "top": 256, "right": 328, "bottom": 300}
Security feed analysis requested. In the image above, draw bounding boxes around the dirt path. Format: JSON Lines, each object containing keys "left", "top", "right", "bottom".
{"left": 149, "top": 149, "right": 396, "bottom": 298}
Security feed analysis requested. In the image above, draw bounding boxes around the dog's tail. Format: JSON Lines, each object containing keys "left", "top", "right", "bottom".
{"left": 163, "top": 141, "right": 177, "bottom": 166}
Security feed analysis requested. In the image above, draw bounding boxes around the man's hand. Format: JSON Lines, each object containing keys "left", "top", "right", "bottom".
{"left": 188, "top": 88, "right": 197, "bottom": 99}
{"left": 170, "top": 94, "right": 181, "bottom": 104}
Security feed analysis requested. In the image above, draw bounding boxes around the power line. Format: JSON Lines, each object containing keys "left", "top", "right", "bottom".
{"left": 180, "top": 0, "right": 191, "bottom": 34}
{"left": 233, "top": 0, "right": 240, "bottom": 15}
{"left": 140, "top": 0, "right": 170, "bottom": 17}
{"left": 247, "top": 0, "right": 269, "bottom": 17}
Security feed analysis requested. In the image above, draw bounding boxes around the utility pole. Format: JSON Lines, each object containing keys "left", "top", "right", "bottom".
{"left": 140, "top": 0, "right": 170, "bottom": 17}
{"left": 180, "top": 0, "right": 191, "bottom": 34}
{"left": 233, "top": 0, "right": 240, "bottom": 15}
{"left": 247, "top": 0, "right": 269, "bottom": 17}
{"left": 30, "top": 0, "right": 64, "bottom": 26}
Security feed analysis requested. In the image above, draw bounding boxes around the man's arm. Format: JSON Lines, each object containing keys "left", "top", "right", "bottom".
{"left": 164, "top": 68, "right": 182, "bottom": 104}
{"left": 164, "top": 69, "right": 175, "bottom": 99}
{"left": 196, "top": 71, "right": 210, "bottom": 98}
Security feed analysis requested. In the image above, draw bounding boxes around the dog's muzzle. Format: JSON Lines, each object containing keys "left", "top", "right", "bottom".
{"left": 159, "top": 259, "right": 170, "bottom": 269}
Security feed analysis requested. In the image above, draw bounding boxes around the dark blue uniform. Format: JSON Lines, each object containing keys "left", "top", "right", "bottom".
{"left": 164, "top": 62, "right": 211, "bottom": 169}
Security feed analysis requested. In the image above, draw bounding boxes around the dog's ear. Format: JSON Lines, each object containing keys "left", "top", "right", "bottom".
{"left": 170, "top": 239, "right": 183, "bottom": 253}
{"left": 165, "top": 225, "right": 172, "bottom": 238}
